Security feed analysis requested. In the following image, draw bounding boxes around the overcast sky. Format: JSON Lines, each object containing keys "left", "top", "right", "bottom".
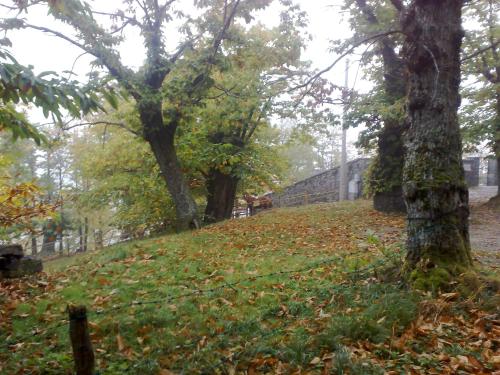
{"left": 1, "top": 0, "right": 367, "bottom": 153}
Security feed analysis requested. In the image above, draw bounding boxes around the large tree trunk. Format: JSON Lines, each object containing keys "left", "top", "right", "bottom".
{"left": 139, "top": 102, "right": 200, "bottom": 231}
{"left": 372, "top": 118, "right": 406, "bottom": 212}
{"left": 372, "top": 40, "right": 407, "bottom": 213}
{"left": 355, "top": 0, "right": 407, "bottom": 213}
{"left": 402, "top": 0, "right": 472, "bottom": 280}
{"left": 204, "top": 168, "right": 239, "bottom": 223}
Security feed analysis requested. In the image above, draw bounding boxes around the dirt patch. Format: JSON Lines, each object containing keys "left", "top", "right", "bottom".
{"left": 469, "top": 197, "right": 500, "bottom": 269}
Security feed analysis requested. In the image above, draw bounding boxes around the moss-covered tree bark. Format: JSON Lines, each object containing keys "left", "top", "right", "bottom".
{"left": 372, "top": 42, "right": 407, "bottom": 213}
{"left": 402, "top": 0, "right": 473, "bottom": 285}
{"left": 354, "top": 0, "right": 407, "bottom": 213}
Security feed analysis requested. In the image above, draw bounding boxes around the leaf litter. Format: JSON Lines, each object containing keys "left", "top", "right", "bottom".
{"left": 0, "top": 200, "right": 499, "bottom": 374}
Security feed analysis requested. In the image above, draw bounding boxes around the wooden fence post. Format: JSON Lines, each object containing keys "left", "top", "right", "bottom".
{"left": 68, "top": 305, "right": 95, "bottom": 375}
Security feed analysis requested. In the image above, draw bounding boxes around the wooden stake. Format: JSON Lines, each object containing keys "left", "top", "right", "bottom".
{"left": 68, "top": 305, "right": 95, "bottom": 375}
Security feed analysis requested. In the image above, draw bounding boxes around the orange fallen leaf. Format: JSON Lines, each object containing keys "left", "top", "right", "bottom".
{"left": 116, "top": 334, "right": 125, "bottom": 351}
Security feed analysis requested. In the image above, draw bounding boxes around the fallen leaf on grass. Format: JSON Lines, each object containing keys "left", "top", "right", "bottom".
{"left": 116, "top": 334, "right": 125, "bottom": 351}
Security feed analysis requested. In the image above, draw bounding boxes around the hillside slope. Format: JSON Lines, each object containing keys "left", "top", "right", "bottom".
{"left": 1, "top": 201, "right": 499, "bottom": 374}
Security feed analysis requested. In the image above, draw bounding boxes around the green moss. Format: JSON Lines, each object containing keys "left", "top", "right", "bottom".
{"left": 409, "top": 267, "right": 452, "bottom": 291}
{"left": 457, "top": 271, "right": 500, "bottom": 311}
{"left": 364, "top": 155, "right": 403, "bottom": 196}
{"left": 456, "top": 271, "right": 482, "bottom": 296}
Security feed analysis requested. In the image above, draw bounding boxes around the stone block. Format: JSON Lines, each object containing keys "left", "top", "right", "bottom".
{"left": 269, "top": 158, "right": 371, "bottom": 207}
{"left": 1, "top": 256, "right": 43, "bottom": 278}
{"left": 0, "top": 244, "right": 23, "bottom": 258}
{"left": 0, "top": 244, "right": 42, "bottom": 278}
{"left": 487, "top": 159, "right": 498, "bottom": 186}
{"left": 463, "top": 157, "right": 480, "bottom": 187}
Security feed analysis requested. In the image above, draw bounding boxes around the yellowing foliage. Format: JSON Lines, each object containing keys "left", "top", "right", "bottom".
{"left": 0, "top": 180, "right": 55, "bottom": 229}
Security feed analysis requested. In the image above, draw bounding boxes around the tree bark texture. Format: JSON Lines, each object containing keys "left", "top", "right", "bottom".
{"left": 372, "top": 44, "right": 407, "bottom": 213}
{"left": 139, "top": 100, "right": 200, "bottom": 231}
{"left": 495, "top": 90, "right": 500, "bottom": 195}
{"left": 68, "top": 305, "right": 95, "bottom": 375}
{"left": 204, "top": 168, "right": 239, "bottom": 223}
{"left": 355, "top": 0, "right": 407, "bottom": 213}
{"left": 402, "top": 0, "right": 472, "bottom": 271}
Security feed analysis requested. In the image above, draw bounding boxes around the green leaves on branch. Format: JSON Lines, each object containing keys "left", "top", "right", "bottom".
{"left": 0, "top": 48, "right": 118, "bottom": 144}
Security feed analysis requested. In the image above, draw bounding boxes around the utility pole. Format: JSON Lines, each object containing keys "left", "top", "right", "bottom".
{"left": 339, "top": 59, "right": 349, "bottom": 201}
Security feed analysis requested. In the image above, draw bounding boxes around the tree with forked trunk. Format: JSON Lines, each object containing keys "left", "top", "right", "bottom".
{"left": 186, "top": 17, "right": 310, "bottom": 223}
{"left": 2, "top": 0, "right": 272, "bottom": 230}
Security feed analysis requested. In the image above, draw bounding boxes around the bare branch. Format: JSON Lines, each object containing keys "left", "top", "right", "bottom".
{"left": 20, "top": 21, "right": 141, "bottom": 99}
{"left": 62, "top": 121, "right": 140, "bottom": 136}
{"left": 109, "top": 20, "right": 133, "bottom": 35}
{"left": 66, "top": 51, "right": 88, "bottom": 81}
{"left": 288, "top": 30, "right": 404, "bottom": 94}
{"left": 461, "top": 39, "right": 500, "bottom": 63}
{"left": 169, "top": 38, "right": 196, "bottom": 64}
{"left": 212, "top": 0, "right": 241, "bottom": 58}
{"left": 245, "top": 99, "right": 271, "bottom": 142}
{"left": 160, "top": 0, "right": 176, "bottom": 14}
{"left": 212, "top": 84, "right": 241, "bottom": 98}
{"left": 0, "top": 1, "right": 43, "bottom": 12}
{"left": 0, "top": 3, "right": 16, "bottom": 10}
{"left": 21, "top": 22, "right": 89, "bottom": 54}
{"left": 91, "top": 10, "right": 139, "bottom": 25}
{"left": 135, "top": 0, "right": 153, "bottom": 28}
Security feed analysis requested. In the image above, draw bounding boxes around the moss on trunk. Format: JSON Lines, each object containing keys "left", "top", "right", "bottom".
{"left": 401, "top": 0, "right": 472, "bottom": 288}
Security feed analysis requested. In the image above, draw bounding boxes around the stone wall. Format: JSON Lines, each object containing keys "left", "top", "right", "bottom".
{"left": 269, "top": 158, "right": 371, "bottom": 207}
{"left": 269, "top": 156, "right": 482, "bottom": 209}
{"left": 487, "top": 158, "right": 498, "bottom": 186}
{"left": 463, "top": 157, "right": 480, "bottom": 187}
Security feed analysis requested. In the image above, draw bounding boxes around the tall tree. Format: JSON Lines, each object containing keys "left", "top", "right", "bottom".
{"left": 461, "top": 0, "right": 499, "bottom": 196}
{"left": 342, "top": 0, "right": 406, "bottom": 212}
{"left": 195, "top": 14, "right": 308, "bottom": 222}
{"left": 3, "top": 0, "right": 270, "bottom": 230}
{"left": 401, "top": 0, "right": 472, "bottom": 284}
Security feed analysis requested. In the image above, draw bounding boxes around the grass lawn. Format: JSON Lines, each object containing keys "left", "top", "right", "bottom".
{"left": 1, "top": 201, "right": 499, "bottom": 374}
